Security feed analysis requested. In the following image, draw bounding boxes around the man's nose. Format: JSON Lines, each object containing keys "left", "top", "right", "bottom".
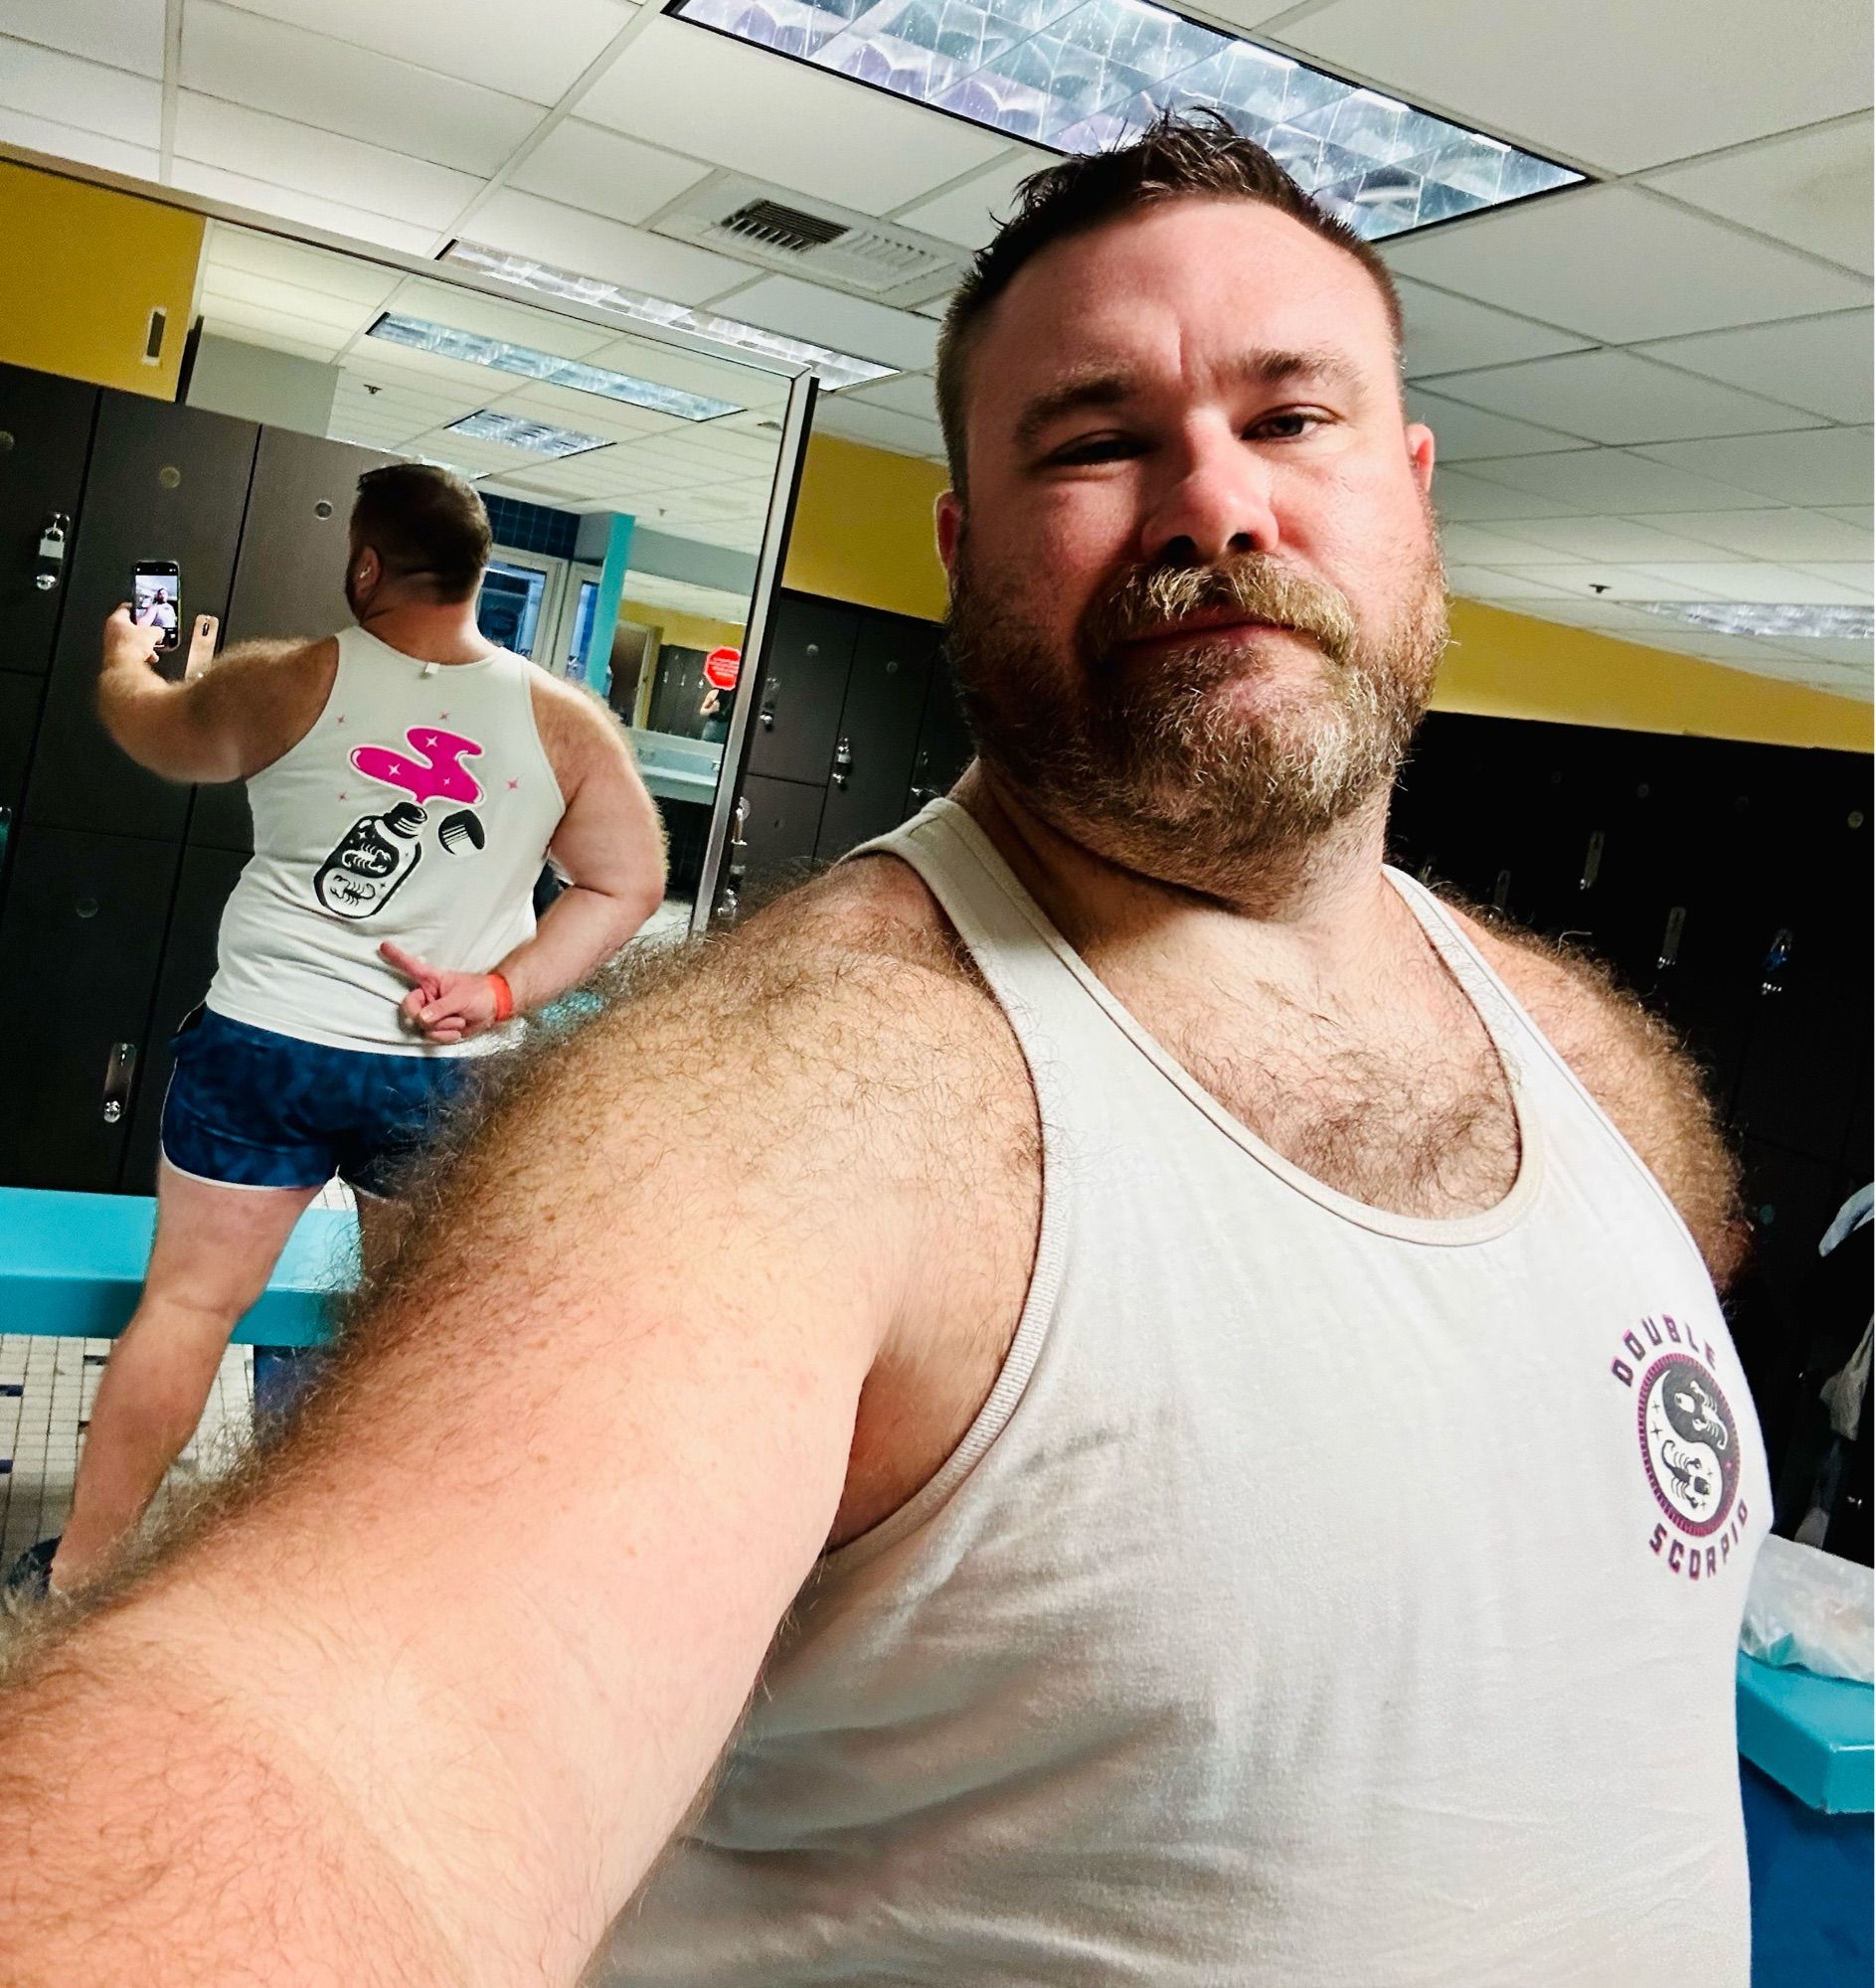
{"left": 1139, "top": 427, "right": 1280, "bottom": 568}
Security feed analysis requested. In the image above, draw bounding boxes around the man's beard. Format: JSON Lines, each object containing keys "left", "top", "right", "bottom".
{"left": 945, "top": 536, "right": 1449, "bottom": 895}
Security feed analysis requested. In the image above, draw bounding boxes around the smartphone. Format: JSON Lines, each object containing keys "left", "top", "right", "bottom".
{"left": 132, "top": 561, "right": 183, "bottom": 654}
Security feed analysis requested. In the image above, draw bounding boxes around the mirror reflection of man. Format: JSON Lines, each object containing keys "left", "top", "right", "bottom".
{"left": 0, "top": 122, "right": 1765, "bottom": 1987}
{"left": 6, "top": 463, "right": 665, "bottom": 1604}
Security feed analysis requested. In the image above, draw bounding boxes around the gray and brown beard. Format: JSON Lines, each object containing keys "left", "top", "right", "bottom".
{"left": 945, "top": 535, "right": 1449, "bottom": 896}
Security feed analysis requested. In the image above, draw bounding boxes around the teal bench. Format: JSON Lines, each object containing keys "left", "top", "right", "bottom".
{"left": 0, "top": 1187, "right": 350, "bottom": 1349}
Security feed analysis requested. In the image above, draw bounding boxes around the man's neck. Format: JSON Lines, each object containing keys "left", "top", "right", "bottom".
{"left": 356, "top": 603, "right": 496, "bottom": 667}
{"left": 956, "top": 764, "right": 1413, "bottom": 998}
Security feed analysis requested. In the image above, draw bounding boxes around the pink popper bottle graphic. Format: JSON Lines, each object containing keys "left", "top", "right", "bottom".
{"left": 314, "top": 800, "right": 426, "bottom": 919}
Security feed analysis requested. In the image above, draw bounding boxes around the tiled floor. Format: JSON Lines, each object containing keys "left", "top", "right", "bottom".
{"left": 0, "top": 1335, "right": 256, "bottom": 1574}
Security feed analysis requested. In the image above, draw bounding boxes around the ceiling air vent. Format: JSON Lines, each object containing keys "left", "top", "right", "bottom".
{"left": 721, "top": 199, "right": 849, "bottom": 254}
{"left": 656, "top": 177, "right": 961, "bottom": 299}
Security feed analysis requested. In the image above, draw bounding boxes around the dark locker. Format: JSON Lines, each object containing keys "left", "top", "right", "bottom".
{"left": 191, "top": 426, "right": 390, "bottom": 853}
{"left": 815, "top": 613, "right": 938, "bottom": 861}
{"left": 745, "top": 592, "right": 858, "bottom": 786}
{"left": 905, "top": 652, "right": 973, "bottom": 816}
{"left": 0, "top": 824, "right": 182, "bottom": 1190}
{"left": 0, "top": 365, "right": 99, "bottom": 678}
{"left": 0, "top": 670, "right": 43, "bottom": 817}
{"left": 737, "top": 773, "right": 827, "bottom": 900}
{"left": 122, "top": 843, "right": 250, "bottom": 1192}
{"left": 26, "top": 394, "right": 258, "bottom": 841}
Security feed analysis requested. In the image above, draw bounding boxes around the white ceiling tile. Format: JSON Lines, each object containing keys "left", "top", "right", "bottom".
{"left": 0, "top": 104, "right": 158, "bottom": 179}
{"left": 1624, "top": 629, "right": 1847, "bottom": 670}
{"left": 1409, "top": 388, "right": 1589, "bottom": 460}
{"left": 578, "top": 15, "right": 1005, "bottom": 212}
{"left": 1821, "top": 506, "right": 1875, "bottom": 529}
{"left": 1281, "top": 0, "right": 1873, "bottom": 176}
{"left": 169, "top": 158, "right": 441, "bottom": 253}
{"left": 716, "top": 275, "right": 938, "bottom": 371}
{"left": 1393, "top": 277, "right": 1592, "bottom": 377}
{"left": 1631, "top": 426, "right": 1874, "bottom": 507}
{"left": 1435, "top": 522, "right": 1572, "bottom": 564}
{"left": 1624, "top": 561, "right": 1870, "bottom": 604}
{"left": 509, "top": 118, "right": 709, "bottom": 228}
{"left": 214, "top": 0, "right": 634, "bottom": 105}
{"left": 181, "top": 1, "right": 539, "bottom": 176}
{"left": 1509, "top": 568, "right": 1721, "bottom": 603}
{"left": 1790, "top": 561, "right": 1874, "bottom": 597}
{"left": 1643, "top": 115, "right": 1873, "bottom": 277}
{"left": 200, "top": 316, "right": 345, "bottom": 363}
{"left": 1452, "top": 447, "right": 1777, "bottom": 513}
{"left": 813, "top": 395, "right": 946, "bottom": 459}
{"left": 175, "top": 94, "right": 481, "bottom": 230}
{"left": 1632, "top": 313, "right": 1874, "bottom": 426}
{"left": 892, "top": 148, "right": 1049, "bottom": 249}
{"left": 845, "top": 372, "right": 940, "bottom": 422}
{"left": 3, "top": 0, "right": 163, "bottom": 73}
{"left": 1385, "top": 185, "right": 1872, "bottom": 344}
{"left": 1468, "top": 515, "right": 1763, "bottom": 564}
{"left": 1640, "top": 508, "right": 1873, "bottom": 562}
{"left": 1512, "top": 596, "right": 1691, "bottom": 636}
{"left": 1774, "top": 635, "right": 1874, "bottom": 668}
{"left": 468, "top": 188, "right": 753, "bottom": 306}
{"left": 1427, "top": 349, "right": 1825, "bottom": 447}
{"left": 1431, "top": 467, "right": 1588, "bottom": 521}
{"left": 206, "top": 223, "right": 405, "bottom": 303}
{"left": 1443, "top": 566, "right": 1578, "bottom": 601}
{"left": 203, "top": 265, "right": 382, "bottom": 334}
{"left": 0, "top": 37, "right": 159, "bottom": 144}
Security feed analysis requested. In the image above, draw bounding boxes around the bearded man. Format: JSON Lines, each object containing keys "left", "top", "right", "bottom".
{"left": 0, "top": 118, "right": 1763, "bottom": 1988}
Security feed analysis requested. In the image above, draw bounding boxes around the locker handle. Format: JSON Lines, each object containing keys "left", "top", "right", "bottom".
{"left": 100, "top": 1041, "right": 137, "bottom": 1125}
{"left": 831, "top": 738, "right": 853, "bottom": 789}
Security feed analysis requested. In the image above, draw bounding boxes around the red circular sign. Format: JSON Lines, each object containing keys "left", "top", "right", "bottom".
{"left": 704, "top": 646, "right": 741, "bottom": 690}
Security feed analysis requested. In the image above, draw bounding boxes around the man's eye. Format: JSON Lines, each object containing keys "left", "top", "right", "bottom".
{"left": 1253, "top": 411, "right": 1326, "bottom": 440}
{"left": 1047, "top": 433, "right": 1143, "bottom": 466}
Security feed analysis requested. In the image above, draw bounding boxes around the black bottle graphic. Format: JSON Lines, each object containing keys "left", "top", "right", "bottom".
{"left": 314, "top": 801, "right": 426, "bottom": 919}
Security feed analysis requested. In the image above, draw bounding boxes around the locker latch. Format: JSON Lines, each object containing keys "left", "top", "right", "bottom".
{"left": 35, "top": 511, "right": 71, "bottom": 592}
{"left": 100, "top": 1041, "right": 137, "bottom": 1125}
{"left": 831, "top": 738, "right": 853, "bottom": 789}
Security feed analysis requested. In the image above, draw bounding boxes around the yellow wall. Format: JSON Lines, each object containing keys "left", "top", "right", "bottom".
{"left": 0, "top": 160, "right": 204, "bottom": 399}
{"left": 784, "top": 433, "right": 949, "bottom": 621}
{"left": 621, "top": 599, "right": 746, "bottom": 656}
{"left": 785, "top": 433, "right": 1870, "bottom": 752}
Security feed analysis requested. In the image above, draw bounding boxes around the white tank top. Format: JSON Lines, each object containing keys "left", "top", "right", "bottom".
{"left": 597, "top": 798, "right": 1768, "bottom": 1987}
{"left": 208, "top": 626, "right": 564, "bottom": 1055}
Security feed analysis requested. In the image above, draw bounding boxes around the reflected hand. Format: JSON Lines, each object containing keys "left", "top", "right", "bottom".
{"left": 103, "top": 604, "right": 163, "bottom": 674}
{"left": 381, "top": 939, "right": 505, "bottom": 1044}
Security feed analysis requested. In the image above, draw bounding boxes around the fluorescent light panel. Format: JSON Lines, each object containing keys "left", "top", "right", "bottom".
{"left": 366, "top": 312, "right": 743, "bottom": 421}
{"left": 667, "top": 0, "right": 1582, "bottom": 239}
{"left": 445, "top": 242, "right": 895, "bottom": 392}
{"left": 1634, "top": 601, "right": 1875, "bottom": 641}
{"left": 448, "top": 410, "right": 612, "bottom": 456}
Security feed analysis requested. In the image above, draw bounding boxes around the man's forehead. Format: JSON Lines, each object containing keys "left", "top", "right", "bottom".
{"left": 978, "top": 199, "right": 1392, "bottom": 400}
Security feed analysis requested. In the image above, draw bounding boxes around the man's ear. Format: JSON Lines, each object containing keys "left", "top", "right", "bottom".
{"left": 936, "top": 491, "right": 963, "bottom": 581}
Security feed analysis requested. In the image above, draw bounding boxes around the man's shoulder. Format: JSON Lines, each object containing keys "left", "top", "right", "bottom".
{"left": 1449, "top": 903, "right": 1745, "bottom": 1282}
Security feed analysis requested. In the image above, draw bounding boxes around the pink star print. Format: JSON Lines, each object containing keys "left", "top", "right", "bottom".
{"left": 507, "top": 778, "right": 520, "bottom": 790}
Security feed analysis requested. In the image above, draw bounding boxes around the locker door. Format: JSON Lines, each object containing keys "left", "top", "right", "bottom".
{"left": 122, "top": 843, "right": 250, "bottom": 1192}
{"left": 745, "top": 593, "right": 859, "bottom": 786}
{"left": 815, "top": 612, "right": 938, "bottom": 861}
{"left": 737, "top": 773, "right": 827, "bottom": 900}
{"left": 190, "top": 426, "right": 391, "bottom": 853}
{"left": 0, "top": 671, "right": 42, "bottom": 820}
{"left": 0, "top": 824, "right": 181, "bottom": 1190}
{"left": 0, "top": 363, "right": 99, "bottom": 678}
{"left": 26, "top": 394, "right": 258, "bottom": 841}
{"left": 904, "top": 652, "right": 973, "bottom": 818}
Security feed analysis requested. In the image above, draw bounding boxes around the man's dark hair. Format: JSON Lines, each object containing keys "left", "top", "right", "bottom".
{"left": 350, "top": 461, "right": 493, "bottom": 601}
{"left": 935, "top": 112, "right": 1405, "bottom": 494}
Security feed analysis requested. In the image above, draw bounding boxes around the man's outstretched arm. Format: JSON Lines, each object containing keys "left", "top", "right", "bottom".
{"left": 0, "top": 898, "right": 959, "bottom": 1985}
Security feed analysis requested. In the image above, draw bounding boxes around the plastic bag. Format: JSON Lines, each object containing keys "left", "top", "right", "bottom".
{"left": 1739, "top": 1534, "right": 1874, "bottom": 1683}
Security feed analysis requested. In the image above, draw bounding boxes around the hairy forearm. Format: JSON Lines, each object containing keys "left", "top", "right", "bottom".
{"left": 498, "top": 880, "right": 661, "bottom": 1010}
{"left": 0, "top": 1603, "right": 467, "bottom": 1986}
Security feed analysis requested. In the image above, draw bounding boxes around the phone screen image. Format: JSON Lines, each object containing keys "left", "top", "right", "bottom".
{"left": 133, "top": 568, "right": 182, "bottom": 650}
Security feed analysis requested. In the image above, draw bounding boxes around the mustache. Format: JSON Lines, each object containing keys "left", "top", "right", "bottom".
{"left": 1082, "top": 554, "right": 1359, "bottom": 668}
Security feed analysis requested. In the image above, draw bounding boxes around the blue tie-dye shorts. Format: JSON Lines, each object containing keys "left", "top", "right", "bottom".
{"left": 160, "top": 1006, "right": 476, "bottom": 1197}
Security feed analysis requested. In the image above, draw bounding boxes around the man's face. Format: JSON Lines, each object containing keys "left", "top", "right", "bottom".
{"left": 938, "top": 197, "right": 1447, "bottom": 890}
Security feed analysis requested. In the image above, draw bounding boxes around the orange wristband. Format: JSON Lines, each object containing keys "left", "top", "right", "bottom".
{"left": 488, "top": 971, "right": 515, "bottom": 1024}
